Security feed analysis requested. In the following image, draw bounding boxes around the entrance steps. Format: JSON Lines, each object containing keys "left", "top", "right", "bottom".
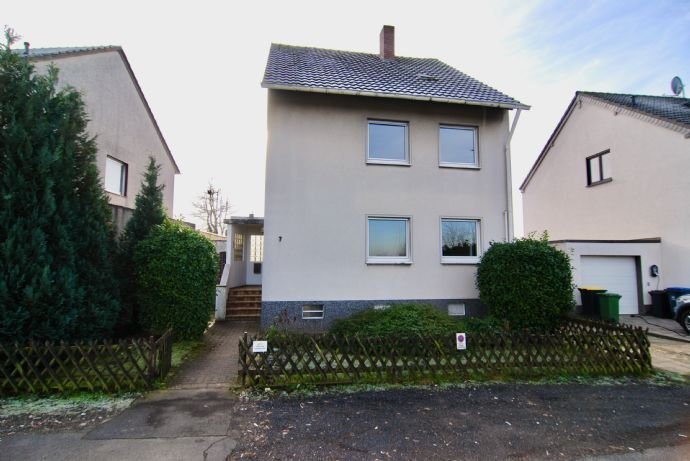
{"left": 226, "top": 285, "right": 261, "bottom": 320}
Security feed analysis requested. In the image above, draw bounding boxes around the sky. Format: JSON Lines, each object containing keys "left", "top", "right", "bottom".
{"left": 4, "top": 0, "right": 690, "bottom": 234}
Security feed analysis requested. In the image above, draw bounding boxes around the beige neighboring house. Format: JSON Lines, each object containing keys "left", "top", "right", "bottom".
{"left": 220, "top": 26, "right": 528, "bottom": 330}
{"left": 17, "top": 45, "right": 179, "bottom": 229}
{"left": 521, "top": 91, "right": 690, "bottom": 314}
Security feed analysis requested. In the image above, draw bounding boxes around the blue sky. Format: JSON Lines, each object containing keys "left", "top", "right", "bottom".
{"left": 4, "top": 0, "right": 690, "bottom": 232}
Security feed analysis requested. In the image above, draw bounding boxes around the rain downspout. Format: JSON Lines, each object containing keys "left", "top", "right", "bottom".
{"left": 504, "top": 108, "right": 522, "bottom": 242}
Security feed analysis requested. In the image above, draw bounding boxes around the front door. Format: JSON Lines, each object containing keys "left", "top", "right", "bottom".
{"left": 245, "top": 234, "right": 264, "bottom": 286}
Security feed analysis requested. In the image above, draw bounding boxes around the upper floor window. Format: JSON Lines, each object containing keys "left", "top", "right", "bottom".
{"left": 586, "top": 150, "right": 612, "bottom": 186}
{"left": 367, "top": 216, "right": 411, "bottom": 264}
{"left": 105, "top": 156, "right": 128, "bottom": 196}
{"left": 367, "top": 120, "right": 409, "bottom": 165}
{"left": 439, "top": 125, "right": 478, "bottom": 168}
{"left": 440, "top": 218, "right": 480, "bottom": 264}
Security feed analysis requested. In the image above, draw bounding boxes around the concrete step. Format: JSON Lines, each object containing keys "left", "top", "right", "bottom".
{"left": 226, "top": 308, "right": 262, "bottom": 316}
{"left": 228, "top": 302, "right": 261, "bottom": 309}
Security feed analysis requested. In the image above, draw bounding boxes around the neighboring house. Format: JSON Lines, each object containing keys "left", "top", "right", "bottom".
{"left": 16, "top": 45, "right": 179, "bottom": 230}
{"left": 521, "top": 91, "right": 690, "bottom": 314}
{"left": 220, "top": 26, "right": 528, "bottom": 330}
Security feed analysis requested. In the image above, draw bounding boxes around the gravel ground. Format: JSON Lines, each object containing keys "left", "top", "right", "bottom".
{"left": 0, "top": 394, "right": 137, "bottom": 436}
{"left": 230, "top": 382, "right": 690, "bottom": 461}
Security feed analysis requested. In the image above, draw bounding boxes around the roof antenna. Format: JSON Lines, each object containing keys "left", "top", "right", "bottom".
{"left": 671, "top": 76, "right": 685, "bottom": 98}
{"left": 23, "top": 42, "right": 30, "bottom": 57}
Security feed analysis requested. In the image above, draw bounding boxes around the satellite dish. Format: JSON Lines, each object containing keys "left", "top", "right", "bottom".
{"left": 671, "top": 76, "right": 685, "bottom": 97}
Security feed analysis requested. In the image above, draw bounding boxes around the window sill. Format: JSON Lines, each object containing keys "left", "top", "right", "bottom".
{"left": 441, "top": 258, "right": 480, "bottom": 265}
{"left": 106, "top": 190, "right": 126, "bottom": 197}
{"left": 439, "top": 164, "right": 480, "bottom": 170}
{"left": 587, "top": 178, "right": 613, "bottom": 187}
{"left": 366, "top": 159, "right": 411, "bottom": 167}
{"left": 366, "top": 260, "right": 413, "bottom": 265}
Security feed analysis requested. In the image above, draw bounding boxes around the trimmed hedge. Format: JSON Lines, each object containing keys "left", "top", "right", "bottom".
{"left": 476, "top": 235, "right": 574, "bottom": 330}
{"left": 134, "top": 220, "right": 218, "bottom": 339}
{"left": 329, "top": 303, "right": 498, "bottom": 337}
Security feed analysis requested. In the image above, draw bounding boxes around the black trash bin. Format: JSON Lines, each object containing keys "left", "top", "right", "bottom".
{"left": 666, "top": 287, "right": 690, "bottom": 319}
{"left": 649, "top": 290, "right": 670, "bottom": 318}
{"left": 578, "top": 286, "right": 607, "bottom": 317}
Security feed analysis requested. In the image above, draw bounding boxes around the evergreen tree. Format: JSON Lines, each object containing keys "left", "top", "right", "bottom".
{"left": 117, "top": 157, "right": 166, "bottom": 331}
{"left": 0, "top": 29, "right": 120, "bottom": 342}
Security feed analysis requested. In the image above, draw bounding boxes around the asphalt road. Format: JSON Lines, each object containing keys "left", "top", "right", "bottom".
{"left": 230, "top": 383, "right": 690, "bottom": 461}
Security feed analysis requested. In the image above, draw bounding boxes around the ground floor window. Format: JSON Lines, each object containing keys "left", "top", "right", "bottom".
{"left": 441, "top": 218, "right": 480, "bottom": 263}
{"left": 367, "top": 216, "right": 411, "bottom": 264}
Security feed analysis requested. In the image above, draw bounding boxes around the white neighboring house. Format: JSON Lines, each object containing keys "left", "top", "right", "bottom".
{"left": 521, "top": 91, "right": 690, "bottom": 314}
{"left": 220, "top": 26, "right": 528, "bottom": 330}
{"left": 17, "top": 45, "right": 179, "bottom": 230}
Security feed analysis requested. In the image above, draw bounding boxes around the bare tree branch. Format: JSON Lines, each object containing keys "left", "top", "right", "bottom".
{"left": 192, "top": 184, "right": 232, "bottom": 235}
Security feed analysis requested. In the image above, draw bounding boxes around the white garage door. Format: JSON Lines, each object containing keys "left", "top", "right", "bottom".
{"left": 580, "top": 256, "right": 639, "bottom": 315}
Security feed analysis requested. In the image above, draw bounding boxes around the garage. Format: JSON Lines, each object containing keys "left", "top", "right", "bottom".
{"left": 580, "top": 256, "right": 639, "bottom": 314}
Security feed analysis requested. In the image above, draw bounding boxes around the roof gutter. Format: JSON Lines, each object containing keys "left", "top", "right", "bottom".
{"left": 262, "top": 83, "right": 531, "bottom": 110}
{"left": 503, "top": 108, "right": 522, "bottom": 242}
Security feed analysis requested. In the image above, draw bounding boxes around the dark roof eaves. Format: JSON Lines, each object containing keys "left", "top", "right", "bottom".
{"left": 24, "top": 46, "right": 122, "bottom": 60}
{"left": 579, "top": 91, "right": 690, "bottom": 132}
{"left": 262, "top": 82, "right": 530, "bottom": 110}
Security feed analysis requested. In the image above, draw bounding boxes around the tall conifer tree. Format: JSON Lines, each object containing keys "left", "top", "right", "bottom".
{"left": 0, "top": 29, "right": 120, "bottom": 341}
{"left": 117, "top": 157, "right": 166, "bottom": 331}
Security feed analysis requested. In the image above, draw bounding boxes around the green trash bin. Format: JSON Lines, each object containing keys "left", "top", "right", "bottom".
{"left": 598, "top": 293, "right": 621, "bottom": 323}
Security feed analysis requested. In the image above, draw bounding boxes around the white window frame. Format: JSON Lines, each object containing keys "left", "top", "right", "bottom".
{"left": 438, "top": 124, "right": 479, "bottom": 168}
{"left": 367, "top": 120, "right": 410, "bottom": 166}
{"left": 440, "top": 217, "right": 481, "bottom": 264}
{"left": 366, "top": 216, "right": 412, "bottom": 264}
{"left": 302, "top": 304, "right": 324, "bottom": 320}
{"left": 105, "top": 156, "right": 128, "bottom": 196}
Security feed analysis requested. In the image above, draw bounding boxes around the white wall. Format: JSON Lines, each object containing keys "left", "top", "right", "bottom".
{"left": 33, "top": 51, "right": 177, "bottom": 215}
{"left": 264, "top": 90, "right": 511, "bottom": 302}
{"left": 523, "top": 96, "right": 690, "bottom": 287}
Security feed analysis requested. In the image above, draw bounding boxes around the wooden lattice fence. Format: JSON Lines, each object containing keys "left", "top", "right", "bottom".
{"left": 0, "top": 329, "right": 173, "bottom": 395}
{"left": 238, "top": 318, "right": 651, "bottom": 387}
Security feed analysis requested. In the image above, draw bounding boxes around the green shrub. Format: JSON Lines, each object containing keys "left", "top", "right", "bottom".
{"left": 134, "top": 220, "right": 218, "bottom": 339}
{"left": 330, "top": 304, "right": 466, "bottom": 337}
{"left": 476, "top": 234, "right": 574, "bottom": 330}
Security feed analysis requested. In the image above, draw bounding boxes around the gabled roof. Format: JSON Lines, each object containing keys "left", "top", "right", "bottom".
{"left": 13, "top": 45, "right": 180, "bottom": 174}
{"left": 262, "top": 44, "right": 529, "bottom": 110}
{"left": 581, "top": 92, "right": 690, "bottom": 129}
{"left": 520, "top": 91, "right": 690, "bottom": 192}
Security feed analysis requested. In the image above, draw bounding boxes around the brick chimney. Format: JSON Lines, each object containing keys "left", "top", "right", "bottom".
{"left": 379, "top": 25, "right": 395, "bottom": 60}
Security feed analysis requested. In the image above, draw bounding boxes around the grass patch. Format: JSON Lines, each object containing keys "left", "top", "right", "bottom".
{"left": 0, "top": 392, "right": 138, "bottom": 417}
{"left": 240, "top": 372, "right": 685, "bottom": 400}
{"left": 171, "top": 340, "right": 206, "bottom": 368}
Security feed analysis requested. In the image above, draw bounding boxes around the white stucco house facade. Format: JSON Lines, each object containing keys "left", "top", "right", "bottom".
{"left": 18, "top": 45, "right": 179, "bottom": 230}
{"left": 521, "top": 91, "right": 690, "bottom": 315}
{"left": 220, "top": 26, "right": 528, "bottom": 330}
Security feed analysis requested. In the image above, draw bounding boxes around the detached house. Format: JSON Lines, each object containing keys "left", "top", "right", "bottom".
{"left": 17, "top": 45, "right": 179, "bottom": 229}
{"left": 521, "top": 91, "right": 690, "bottom": 314}
{"left": 222, "top": 26, "right": 528, "bottom": 330}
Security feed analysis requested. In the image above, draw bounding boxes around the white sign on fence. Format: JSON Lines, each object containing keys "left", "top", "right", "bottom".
{"left": 456, "top": 333, "right": 467, "bottom": 350}
{"left": 252, "top": 340, "right": 268, "bottom": 353}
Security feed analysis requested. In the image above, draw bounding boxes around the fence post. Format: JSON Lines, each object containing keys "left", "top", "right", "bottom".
{"left": 241, "top": 331, "right": 248, "bottom": 387}
{"left": 148, "top": 335, "right": 157, "bottom": 383}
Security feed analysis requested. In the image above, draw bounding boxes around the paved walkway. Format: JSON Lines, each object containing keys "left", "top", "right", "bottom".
{"left": 170, "top": 320, "right": 259, "bottom": 389}
{"left": 620, "top": 315, "right": 689, "bottom": 342}
{"left": 617, "top": 316, "right": 690, "bottom": 376}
